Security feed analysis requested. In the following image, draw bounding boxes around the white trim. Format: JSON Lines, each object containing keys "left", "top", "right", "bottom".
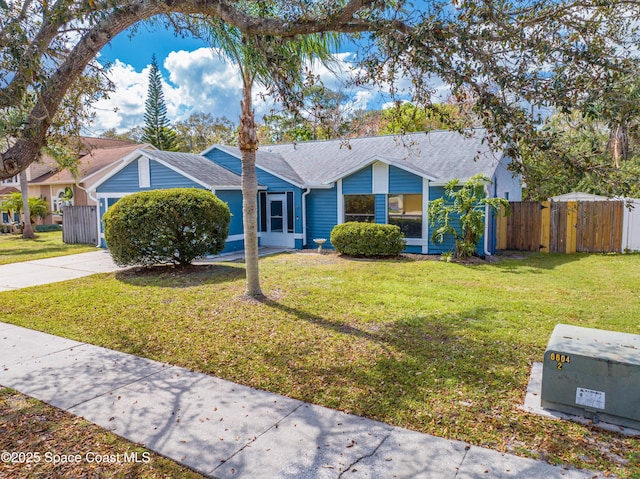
{"left": 302, "top": 188, "right": 311, "bottom": 247}
{"left": 87, "top": 149, "right": 148, "bottom": 192}
{"left": 96, "top": 192, "right": 131, "bottom": 199}
{"left": 423, "top": 178, "right": 430, "bottom": 254}
{"left": 484, "top": 193, "right": 490, "bottom": 256}
{"left": 227, "top": 234, "right": 245, "bottom": 242}
{"left": 372, "top": 161, "right": 389, "bottom": 194}
{"left": 406, "top": 238, "right": 430, "bottom": 246}
{"left": 337, "top": 179, "right": 344, "bottom": 224}
{"left": 324, "top": 156, "right": 437, "bottom": 185}
{"left": 138, "top": 156, "right": 150, "bottom": 188}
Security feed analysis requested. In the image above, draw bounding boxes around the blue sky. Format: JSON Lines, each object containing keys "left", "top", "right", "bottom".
{"left": 90, "top": 22, "right": 401, "bottom": 136}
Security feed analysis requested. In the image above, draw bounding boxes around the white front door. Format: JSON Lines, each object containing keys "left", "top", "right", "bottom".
{"left": 264, "top": 194, "right": 288, "bottom": 247}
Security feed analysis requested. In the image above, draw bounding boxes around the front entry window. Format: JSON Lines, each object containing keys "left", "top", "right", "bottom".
{"left": 270, "top": 199, "right": 284, "bottom": 232}
{"left": 344, "top": 195, "right": 375, "bottom": 222}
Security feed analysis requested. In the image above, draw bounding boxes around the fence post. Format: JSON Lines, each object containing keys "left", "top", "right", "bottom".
{"left": 565, "top": 201, "right": 578, "bottom": 254}
{"left": 496, "top": 205, "right": 508, "bottom": 250}
{"left": 540, "top": 201, "right": 551, "bottom": 253}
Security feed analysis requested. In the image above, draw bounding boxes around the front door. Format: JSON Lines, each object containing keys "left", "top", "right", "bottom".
{"left": 264, "top": 194, "right": 288, "bottom": 247}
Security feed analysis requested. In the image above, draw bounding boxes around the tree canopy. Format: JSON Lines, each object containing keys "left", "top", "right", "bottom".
{"left": 2, "top": 0, "right": 640, "bottom": 181}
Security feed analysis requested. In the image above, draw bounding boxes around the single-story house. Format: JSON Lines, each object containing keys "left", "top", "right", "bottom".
{"left": 89, "top": 129, "right": 522, "bottom": 255}
{"left": 89, "top": 149, "right": 247, "bottom": 250}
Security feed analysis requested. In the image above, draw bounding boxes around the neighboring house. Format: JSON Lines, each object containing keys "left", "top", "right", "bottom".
{"left": 550, "top": 192, "right": 610, "bottom": 202}
{"left": 1, "top": 137, "right": 147, "bottom": 226}
{"left": 90, "top": 129, "right": 522, "bottom": 255}
{"left": 0, "top": 185, "right": 20, "bottom": 225}
{"left": 29, "top": 140, "right": 152, "bottom": 224}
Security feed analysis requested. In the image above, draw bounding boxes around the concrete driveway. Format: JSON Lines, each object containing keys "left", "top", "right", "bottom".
{"left": 0, "top": 250, "right": 123, "bottom": 292}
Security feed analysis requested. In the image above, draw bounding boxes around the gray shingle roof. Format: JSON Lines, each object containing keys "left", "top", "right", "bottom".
{"left": 142, "top": 149, "right": 242, "bottom": 188}
{"left": 214, "top": 145, "right": 306, "bottom": 186}
{"left": 258, "top": 129, "right": 504, "bottom": 186}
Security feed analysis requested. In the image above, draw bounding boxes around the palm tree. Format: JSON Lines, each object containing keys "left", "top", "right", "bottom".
{"left": 197, "top": 20, "right": 338, "bottom": 297}
{"left": 19, "top": 170, "right": 35, "bottom": 238}
{"left": 0, "top": 191, "right": 48, "bottom": 234}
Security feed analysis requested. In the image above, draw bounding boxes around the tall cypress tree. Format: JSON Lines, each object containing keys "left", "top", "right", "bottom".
{"left": 142, "top": 54, "right": 178, "bottom": 151}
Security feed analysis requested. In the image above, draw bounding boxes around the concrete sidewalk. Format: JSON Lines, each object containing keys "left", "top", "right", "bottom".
{"left": 0, "top": 322, "right": 604, "bottom": 479}
{"left": 0, "top": 250, "right": 123, "bottom": 292}
{"left": 0, "top": 248, "right": 290, "bottom": 292}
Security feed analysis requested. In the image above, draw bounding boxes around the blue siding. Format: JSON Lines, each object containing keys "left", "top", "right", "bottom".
{"left": 428, "top": 186, "right": 460, "bottom": 254}
{"left": 405, "top": 245, "right": 423, "bottom": 254}
{"left": 203, "top": 149, "right": 242, "bottom": 175}
{"left": 428, "top": 185, "right": 486, "bottom": 255}
{"left": 293, "top": 189, "right": 303, "bottom": 234}
{"left": 149, "top": 161, "right": 203, "bottom": 188}
{"left": 342, "top": 166, "right": 372, "bottom": 194}
{"left": 221, "top": 239, "right": 244, "bottom": 253}
{"left": 256, "top": 169, "right": 298, "bottom": 191}
{"left": 389, "top": 166, "right": 422, "bottom": 194}
{"left": 217, "top": 190, "right": 244, "bottom": 236}
{"left": 98, "top": 159, "right": 202, "bottom": 193}
{"left": 98, "top": 162, "right": 140, "bottom": 193}
{"left": 375, "top": 195, "right": 386, "bottom": 224}
{"left": 306, "top": 187, "right": 337, "bottom": 249}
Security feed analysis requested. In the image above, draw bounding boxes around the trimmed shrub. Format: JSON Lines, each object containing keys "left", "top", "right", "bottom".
{"left": 330, "top": 222, "right": 406, "bottom": 257}
{"left": 35, "top": 224, "right": 62, "bottom": 232}
{"left": 104, "top": 188, "right": 230, "bottom": 267}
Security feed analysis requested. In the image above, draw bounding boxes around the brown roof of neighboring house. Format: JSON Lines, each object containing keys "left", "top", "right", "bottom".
{"left": 78, "top": 137, "right": 136, "bottom": 155}
{"left": 25, "top": 136, "right": 136, "bottom": 181}
{"left": 0, "top": 186, "right": 19, "bottom": 197}
{"left": 31, "top": 143, "right": 151, "bottom": 186}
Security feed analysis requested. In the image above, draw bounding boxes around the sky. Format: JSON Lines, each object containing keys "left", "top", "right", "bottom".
{"left": 89, "top": 22, "right": 406, "bottom": 136}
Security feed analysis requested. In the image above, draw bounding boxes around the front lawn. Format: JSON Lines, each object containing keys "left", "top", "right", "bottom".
{"left": 1, "top": 252, "right": 639, "bottom": 477}
{"left": 0, "top": 231, "right": 96, "bottom": 265}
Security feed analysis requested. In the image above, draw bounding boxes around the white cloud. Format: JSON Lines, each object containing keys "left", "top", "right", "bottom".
{"left": 87, "top": 48, "right": 406, "bottom": 135}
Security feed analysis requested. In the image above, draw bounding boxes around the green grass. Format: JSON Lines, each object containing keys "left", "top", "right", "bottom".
{"left": 1, "top": 252, "right": 639, "bottom": 477}
{"left": 0, "top": 231, "right": 96, "bottom": 265}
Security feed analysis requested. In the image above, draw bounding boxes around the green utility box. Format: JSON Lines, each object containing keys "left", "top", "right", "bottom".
{"left": 541, "top": 324, "right": 640, "bottom": 430}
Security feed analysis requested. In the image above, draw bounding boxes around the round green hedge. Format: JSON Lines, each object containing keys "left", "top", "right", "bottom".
{"left": 103, "top": 188, "right": 230, "bottom": 266}
{"left": 330, "top": 222, "right": 406, "bottom": 257}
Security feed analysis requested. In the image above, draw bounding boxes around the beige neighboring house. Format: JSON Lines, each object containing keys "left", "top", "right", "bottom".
{"left": 1, "top": 138, "right": 151, "bottom": 225}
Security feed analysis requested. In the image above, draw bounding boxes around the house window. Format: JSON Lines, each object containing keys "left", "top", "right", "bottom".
{"left": 344, "top": 195, "right": 375, "bottom": 223}
{"left": 388, "top": 194, "right": 423, "bottom": 238}
{"left": 1, "top": 175, "right": 18, "bottom": 185}
{"left": 52, "top": 190, "right": 66, "bottom": 213}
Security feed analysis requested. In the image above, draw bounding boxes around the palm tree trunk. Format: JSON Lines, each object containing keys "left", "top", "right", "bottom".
{"left": 238, "top": 78, "right": 262, "bottom": 297}
{"left": 19, "top": 170, "right": 35, "bottom": 239}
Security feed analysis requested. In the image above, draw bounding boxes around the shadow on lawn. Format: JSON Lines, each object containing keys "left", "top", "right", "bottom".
{"left": 115, "top": 264, "right": 245, "bottom": 288}
{"left": 484, "top": 252, "right": 588, "bottom": 273}
{"left": 257, "top": 296, "right": 529, "bottom": 422}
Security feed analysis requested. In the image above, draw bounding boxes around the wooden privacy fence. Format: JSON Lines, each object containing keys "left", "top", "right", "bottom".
{"left": 496, "top": 201, "right": 625, "bottom": 253}
{"left": 62, "top": 205, "right": 98, "bottom": 245}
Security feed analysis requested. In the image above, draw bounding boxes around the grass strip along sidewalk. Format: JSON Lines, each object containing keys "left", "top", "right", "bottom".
{"left": 0, "top": 231, "right": 96, "bottom": 265}
{"left": 2, "top": 252, "right": 639, "bottom": 477}
{"left": 0, "top": 388, "right": 206, "bottom": 478}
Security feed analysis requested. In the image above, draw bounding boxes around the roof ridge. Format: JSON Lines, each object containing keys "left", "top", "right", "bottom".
{"left": 260, "top": 128, "right": 488, "bottom": 148}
